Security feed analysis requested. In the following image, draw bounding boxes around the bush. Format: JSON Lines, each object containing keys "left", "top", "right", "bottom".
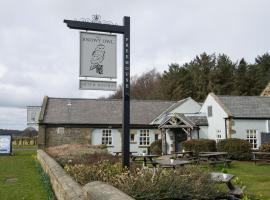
{"left": 149, "top": 139, "right": 162, "bottom": 155}
{"left": 182, "top": 139, "right": 216, "bottom": 155}
{"left": 65, "top": 161, "right": 223, "bottom": 200}
{"left": 259, "top": 142, "right": 270, "bottom": 152}
{"left": 217, "top": 138, "right": 252, "bottom": 160}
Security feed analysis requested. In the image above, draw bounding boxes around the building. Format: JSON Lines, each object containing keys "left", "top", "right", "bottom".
{"left": 38, "top": 93, "right": 270, "bottom": 154}
{"left": 27, "top": 106, "right": 41, "bottom": 130}
{"left": 261, "top": 82, "right": 270, "bottom": 97}
{"left": 37, "top": 96, "right": 203, "bottom": 154}
{"left": 201, "top": 93, "right": 270, "bottom": 148}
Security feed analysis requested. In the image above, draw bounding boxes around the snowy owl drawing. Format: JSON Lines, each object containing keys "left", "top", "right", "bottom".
{"left": 90, "top": 44, "right": 105, "bottom": 74}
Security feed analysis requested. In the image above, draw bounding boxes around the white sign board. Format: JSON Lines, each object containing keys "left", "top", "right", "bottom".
{"left": 0, "top": 135, "right": 12, "bottom": 154}
{"left": 79, "top": 80, "right": 117, "bottom": 91}
{"left": 27, "top": 106, "right": 41, "bottom": 125}
{"left": 80, "top": 32, "right": 117, "bottom": 78}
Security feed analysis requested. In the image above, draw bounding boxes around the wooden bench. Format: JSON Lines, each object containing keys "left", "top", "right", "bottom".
{"left": 252, "top": 158, "right": 270, "bottom": 165}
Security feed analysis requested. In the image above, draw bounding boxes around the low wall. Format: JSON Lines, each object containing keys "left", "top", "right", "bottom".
{"left": 37, "top": 150, "right": 134, "bottom": 200}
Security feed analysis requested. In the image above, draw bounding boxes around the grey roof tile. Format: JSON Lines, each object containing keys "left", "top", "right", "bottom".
{"left": 217, "top": 95, "right": 270, "bottom": 118}
{"left": 43, "top": 98, "right": 175, "bottom": 125}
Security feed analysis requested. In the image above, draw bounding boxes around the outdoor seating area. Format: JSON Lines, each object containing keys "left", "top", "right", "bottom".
{"left": 252, "top": 152, "right": 270, "bottom": 165}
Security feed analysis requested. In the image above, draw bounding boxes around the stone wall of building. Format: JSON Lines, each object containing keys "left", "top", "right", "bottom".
{"left": 46, "top": 127, "right": 92, "bottom": 147}
{"left": 37, "top": 150, "right": 135, "bottom": 200}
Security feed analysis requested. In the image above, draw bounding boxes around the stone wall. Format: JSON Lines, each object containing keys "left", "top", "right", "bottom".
{"left": 37, "top": 150, "right": 83, "bottom": 200}
{"left": 37, "top": 150, "right": 135, "bottom": 200}
{"left": 46, "top": 127, "right": 92, "bottom": 147}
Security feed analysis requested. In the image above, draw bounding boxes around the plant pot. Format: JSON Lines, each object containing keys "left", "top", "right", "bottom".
{"left": 170, "top": 159, "right": 174, "bottom": 164}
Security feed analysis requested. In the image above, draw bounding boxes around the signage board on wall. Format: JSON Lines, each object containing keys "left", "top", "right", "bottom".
{"left": 27, "top": 106, "right": 41, "bottom": 125}
{"left": 79, "top": 80, "right": 117, "bottom": 91}
{"left": 80, "top": 32, "right": 117, "bottom": 78}
{"left": 0, "top": 135, "right": 12, "bottom": 155}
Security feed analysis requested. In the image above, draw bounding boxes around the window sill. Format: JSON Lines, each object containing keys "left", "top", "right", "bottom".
{"left": 138, "top": 145, "right": 150, "bottom": 148}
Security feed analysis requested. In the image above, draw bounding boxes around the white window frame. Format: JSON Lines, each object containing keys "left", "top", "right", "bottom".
{"left": 57, "top": 127, "right": 65, "bottom": 135}
{"left": 139, "top": 130, "right": 150, "bottom": 146}
{"left": 101, "top": 129, "right": 112, "bottom": 146}
{"left": 130, "top": 133, "right": 136, "bottom": 143}
{"left": 246, "top": 129, "right": 258, "bottom": 149}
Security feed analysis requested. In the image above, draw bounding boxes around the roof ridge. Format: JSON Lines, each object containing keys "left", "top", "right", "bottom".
{"left": 47, "top": 97, "right": 177, "bottom": 103}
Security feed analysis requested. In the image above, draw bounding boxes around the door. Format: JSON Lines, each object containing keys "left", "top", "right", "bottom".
{"left": 174, "top": 129, "right": 187, "bottom": 152}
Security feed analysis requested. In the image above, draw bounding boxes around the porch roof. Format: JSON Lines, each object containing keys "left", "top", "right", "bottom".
{"left": 158, "top": 113, "right": 207, "bottom": 129}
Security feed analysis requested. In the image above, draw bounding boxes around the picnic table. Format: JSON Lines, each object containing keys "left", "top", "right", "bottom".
{"left": 210, "top": 172, "right": 243, "bottom": 198}
{"left": 174, "top": 151, "right": 195, "bottom": 160}
{"left": 252, "top": 152, "right": 270, "bottom": 165}
{"left": 131, "top": 154, "right": 159, "bottom": 167}
{"left": 198, "top": 152, "right": 231, "bottom": 167}
{"left": 154, "top": 160, "right": 191, "bottom": 169}
{"left": 113, "top": 151, "right": 137, "bottom": 156}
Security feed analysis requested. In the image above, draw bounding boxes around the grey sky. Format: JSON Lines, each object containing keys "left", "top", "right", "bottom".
{"left": 0, "top": 0, "right": 269, "bottom": 130}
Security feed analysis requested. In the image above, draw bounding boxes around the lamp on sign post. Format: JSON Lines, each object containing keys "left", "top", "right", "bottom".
{"left": 64, "top": 16, "right": 131, "bottom": 168}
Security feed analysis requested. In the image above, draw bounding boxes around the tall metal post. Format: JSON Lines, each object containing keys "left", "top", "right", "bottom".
{"left": 122, "top": 17, "right": 130, "bottom": 168}
{"left": 64, "top": 16, "right": 131, "bottom": 168}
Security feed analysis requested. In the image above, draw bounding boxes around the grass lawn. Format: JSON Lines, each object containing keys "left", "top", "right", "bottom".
{"left": 205, "top": 161, "right": 270, "bottom": 199}
{"left": 0, "top": 150, "right": 51, "bottom": 200}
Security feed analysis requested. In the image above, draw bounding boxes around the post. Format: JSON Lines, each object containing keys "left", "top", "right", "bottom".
{"left": 122, "top": 16, "right": 130, "bottom": 168}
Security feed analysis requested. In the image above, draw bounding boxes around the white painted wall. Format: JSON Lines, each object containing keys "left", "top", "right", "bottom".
{"left": 91, "top": 128, "right": 159, "bottom": 154}
{"left": 200, "top": 94, "right": 228, "bottom": 140}
{"left": 232, "top": 119, "right": 269, "bottom": 148}
{"left": 198, "top": 126, "right": 208, "bottom": 139}
{"left": 171, "top": 98, "right": 202, "bottom": 114}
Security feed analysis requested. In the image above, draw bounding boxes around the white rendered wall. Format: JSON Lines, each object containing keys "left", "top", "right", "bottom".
{"left": 171, "top": 98, "right": 201, "bottom": 114}
{"left": 200, "top": 94, "right": 228, "bottom": 140}
{"left": 91, "top": 128, "right": 159, "bottom": 154}
{"left": 91, "top": 129, "right": 122, "bottom": 153}
{"left": 232, "top": 119, "right": 268, "bottom": 148}
{"left": 198, "top": 126, "right": 208, "bottom": 139}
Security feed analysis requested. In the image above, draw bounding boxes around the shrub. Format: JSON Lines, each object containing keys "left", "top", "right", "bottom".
{"left": 259, "top": 142, "right": 270, "bottom": 152}
{"left": 149, "top": 139, "right": 162, "bottom": 155}
{"left": 182, "top": 139, "right": 216, "bottom": 155}
{"left": 217, "top": 138, "right": 252, "bottom": 160}
{"left": 65, "top": 161, "right": 223, "bottom": 200}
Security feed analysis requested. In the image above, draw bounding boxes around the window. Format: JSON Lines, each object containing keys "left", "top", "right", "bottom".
{"left": 130, "top": 133, "right": 135, "bottom": 142}
{"left": 102, "top": 129, "right": 112, "bottom": 145}
{"left": 155, "top": 133, "right": 159, "bottom": 141}
{"left": 139, "top": 130, "right": 150, "bottom": 146}
{"left": 57, "top": 127, "right": 65, "bottom": 135}
{"left": 246, "top": 129, "right": 258, "bottom": 149}
{"left": 207, "top": 106, "right": 212, "bottom": 117}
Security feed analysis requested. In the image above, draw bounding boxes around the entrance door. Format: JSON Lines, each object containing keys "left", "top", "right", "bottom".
{"left": 174, "top": 129, "right": 187, "bottom": 152}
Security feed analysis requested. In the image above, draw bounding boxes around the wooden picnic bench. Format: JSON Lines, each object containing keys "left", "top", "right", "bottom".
{"left": 252, "top": 152, "right": 270, "bottom": 165}
{"left": 198, "top": 152, "right": 232, "bottom": 167}
{"left": 210, "top": 172, "right": 243, "bottom": 199}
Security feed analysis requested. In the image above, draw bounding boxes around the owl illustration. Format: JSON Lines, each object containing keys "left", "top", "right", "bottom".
{"left": 90, "top": 44, "right": 105, "bottom": 74}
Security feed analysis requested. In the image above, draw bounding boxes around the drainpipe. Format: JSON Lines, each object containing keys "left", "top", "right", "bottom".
{"left": 224, "top": 118, "right": 228, "bottom": 139}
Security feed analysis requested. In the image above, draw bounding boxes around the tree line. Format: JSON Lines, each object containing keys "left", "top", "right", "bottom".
{"left": 109, "top": 52, "right": 270, "bottom": 102}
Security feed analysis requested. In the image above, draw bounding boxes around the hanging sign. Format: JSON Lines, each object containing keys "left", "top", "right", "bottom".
{"left": 0, "top": 135, "right": 12, "bottom": 155}
{"left": 80, "top": 32, "right": 117, "bottom": 78}
{"left": 79, "top": 80, "right": 117, "bottom": 91}
{"left": 27, "top": 106, "right": 41, "bottom": 125}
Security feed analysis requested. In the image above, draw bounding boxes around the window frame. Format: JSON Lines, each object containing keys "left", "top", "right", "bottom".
{"left": 101, "top": 129, "right": 113, "bottom": 146}
{"left": 207, "top": 106, "right": 212, "bottom": 117}
{"left": 246, "top": 129, "right": 258, "bottom": 149}
{"left": 139, "top": 129, "right": 150, "bottom": 146}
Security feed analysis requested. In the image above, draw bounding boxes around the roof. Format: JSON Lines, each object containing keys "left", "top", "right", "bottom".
{"left": 216, "top": 95, "right": 270, "bottom": 118}
{"left": 185, "top": 114, "right": 208, "bottom": 126}
{"left": 41, "top": 97, "right": 176, "bottom": 125}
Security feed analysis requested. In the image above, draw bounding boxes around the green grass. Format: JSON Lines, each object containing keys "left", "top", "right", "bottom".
{"left": 205, "top": 161, "right": 270, "bottom": 199}
{"left": 0, "top": 150, "right": 52, "bottom": 200}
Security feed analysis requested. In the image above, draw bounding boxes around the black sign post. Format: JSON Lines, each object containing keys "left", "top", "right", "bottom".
{"left": 64, "top": 16, "right": 130, "bottom": 168}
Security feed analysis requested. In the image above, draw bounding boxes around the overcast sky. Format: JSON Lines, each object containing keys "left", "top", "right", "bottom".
{"left": 0, "top": 0, "right": 269, "bottom": 130}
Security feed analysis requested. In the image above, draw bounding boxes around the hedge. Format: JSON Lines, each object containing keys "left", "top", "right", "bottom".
{"left": 182, "top": 139, "right": 216, "bottom": 155}
{"left": 259, "top": 142, "right": 270, "bottom": 152}
{"left": 217, "top": 138, "right": 252, "bottom": 160}
{"left": 149, "top": 139, "right": 162, "bottom": 155}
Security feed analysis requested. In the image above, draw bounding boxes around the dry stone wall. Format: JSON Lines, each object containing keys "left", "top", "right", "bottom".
{"left": 37, "top": 150, "right": 134, "bottom": 200}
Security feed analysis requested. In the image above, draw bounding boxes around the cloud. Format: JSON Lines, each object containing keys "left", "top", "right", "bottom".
{"left": 0, "top": 0, "right": 269, "bottom": 129}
